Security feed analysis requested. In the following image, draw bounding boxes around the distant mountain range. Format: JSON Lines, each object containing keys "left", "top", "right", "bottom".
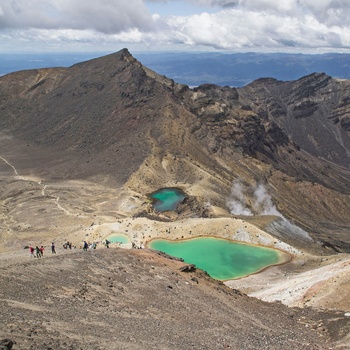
{"left": 134, "top": 52, "right": 350, "bottom": 87}
{"left": 1, "top": 51, "right": 350, "bottom": 87}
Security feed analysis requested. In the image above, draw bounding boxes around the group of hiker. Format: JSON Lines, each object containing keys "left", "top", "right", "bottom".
{"left": 29, "top": 242, "right": 56, "bottom": 257}
{"left": 29, "top": 245, "right": 45, "bottom": 258}
{"left": 27, "top": 235, "right": 143, "bottom": 258}
{"left": 28, "top": 238, "right": 117, "bottom": 257}
{"left": 63, "top": 241, "right": 73, "bottom": 250}
{"left": 83, "top": 239, "right": 109, "bottom": 251}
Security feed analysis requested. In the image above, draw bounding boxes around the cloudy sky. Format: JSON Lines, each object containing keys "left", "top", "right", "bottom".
{"left": 1, "top": 0, "right": 350, "bottom": 53}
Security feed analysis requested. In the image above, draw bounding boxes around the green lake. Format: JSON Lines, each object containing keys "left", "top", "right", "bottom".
{"left": 106, "top": 234, "right": 130, "bottom": 244}
{"left": 149, "top": 188, "right": 186, "bottom": 212}
{"left": 148, "top": 237, "right": 289, "bottom": 280}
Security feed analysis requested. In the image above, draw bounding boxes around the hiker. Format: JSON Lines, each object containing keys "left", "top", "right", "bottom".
{"left": 63, "top": 241, "right": 71, "bottom": 250}
{"left": 51, "top": 242, "right": 56, "bottom": 254}
{"left": 36, "top": 246, "right": 41, "bottom": 258}
{"left": 29, "top": 245, "right": 35, "bottom": 258}
{"left": 83, "top": 241, "right": 88, "bottom": 251}
{"left": 105, "top": 239, "right": 110, "bottom": 248}
{"left": 40, "top": 246, "right": 44, "bottom": 257}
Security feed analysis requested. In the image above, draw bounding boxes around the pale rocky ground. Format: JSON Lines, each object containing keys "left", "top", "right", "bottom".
{"left": 0, "top": 142, "right": 350, "bottom": 311}
{"left": 1, "top": 133, "right": 350, "bottom": 348}
{"left": 1, "top": 160, "right": 350, "bottom": 314}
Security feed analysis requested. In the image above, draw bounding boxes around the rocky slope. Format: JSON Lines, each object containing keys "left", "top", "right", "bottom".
{"left": 0, "top": 48, "right": 349, "bottom": 252}
{"left": 1, "top": 49, "right": 350, "bottom": 348}
{"left": 1, "top": 248, "right": 349, "bottom": 350}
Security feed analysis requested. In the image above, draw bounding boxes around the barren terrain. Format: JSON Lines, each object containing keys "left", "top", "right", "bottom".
{"left": 1, "top": 247, "right": 350, "bottom": 350}
{"left": 1, "top": 50, "right": 350, "bottom": 349}
{"left": 1, "top": 133, "right": 350, "bottom": 349}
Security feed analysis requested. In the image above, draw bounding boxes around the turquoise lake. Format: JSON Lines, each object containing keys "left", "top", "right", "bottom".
{"left": 106, "top": 234, "right": 130, "bottom": 244}
{"left": 148, "top": 237, "right": 289, "bottom": 280}
{"left": 149, "top": 188, "right": 186, "bottom": 212}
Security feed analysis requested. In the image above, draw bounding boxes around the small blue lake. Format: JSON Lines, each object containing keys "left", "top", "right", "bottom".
{"left": 148, "top": 237, "right": 290, "bottom": 280}
{"left": 149, "top": 188, "right": 186, "bottom": 212}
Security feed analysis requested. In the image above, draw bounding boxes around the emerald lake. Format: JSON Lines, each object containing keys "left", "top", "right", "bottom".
{"left": 148, "top": 237, "right": 290, "bottom": 280}
{"left": 105, "top": 234, "right": 130, "bottom": 244}
{"left": 149, "top": 188, "right": 186, "bottom": 212}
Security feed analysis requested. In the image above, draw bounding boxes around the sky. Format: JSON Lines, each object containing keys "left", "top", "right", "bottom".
{"left": 1, "top": 0, "right": 350, "bottom": 53}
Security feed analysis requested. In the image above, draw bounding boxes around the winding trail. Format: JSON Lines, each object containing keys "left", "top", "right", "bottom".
{"left": 0, "top": 156, "right": 25, "bottom": 180}
{"left": 0, "top": 155, "right": 74, "bottom": 216}
{"left": 54, "top": 196, "right": 75, "bottom": 216}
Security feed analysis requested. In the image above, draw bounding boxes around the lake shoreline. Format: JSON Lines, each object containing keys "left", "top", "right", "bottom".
{"left": 147, "top": 235, "right": 292, "bottom": 281}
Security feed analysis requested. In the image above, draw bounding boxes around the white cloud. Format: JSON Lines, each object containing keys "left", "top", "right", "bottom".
{"left": 0, "top": 0, "right": 154, "bottom": 33}
{"left": 1, "top": 0, "right": 350, "bottom": 52}
{"left": 165, "top": 8, "right": 350, "bottom": 50}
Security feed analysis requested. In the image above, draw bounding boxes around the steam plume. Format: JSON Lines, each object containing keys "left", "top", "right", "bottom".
{"left": 226, "top": 181, "right": 253, "bottom": 216}
{"left": 252, "top": 184, "right": 281, "bottom": 216}
{"left": 227, "top": 181, "right": 282, "bottom": 217}
{"left": 226, "top": 180, "right": 312, "bottom": 240}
